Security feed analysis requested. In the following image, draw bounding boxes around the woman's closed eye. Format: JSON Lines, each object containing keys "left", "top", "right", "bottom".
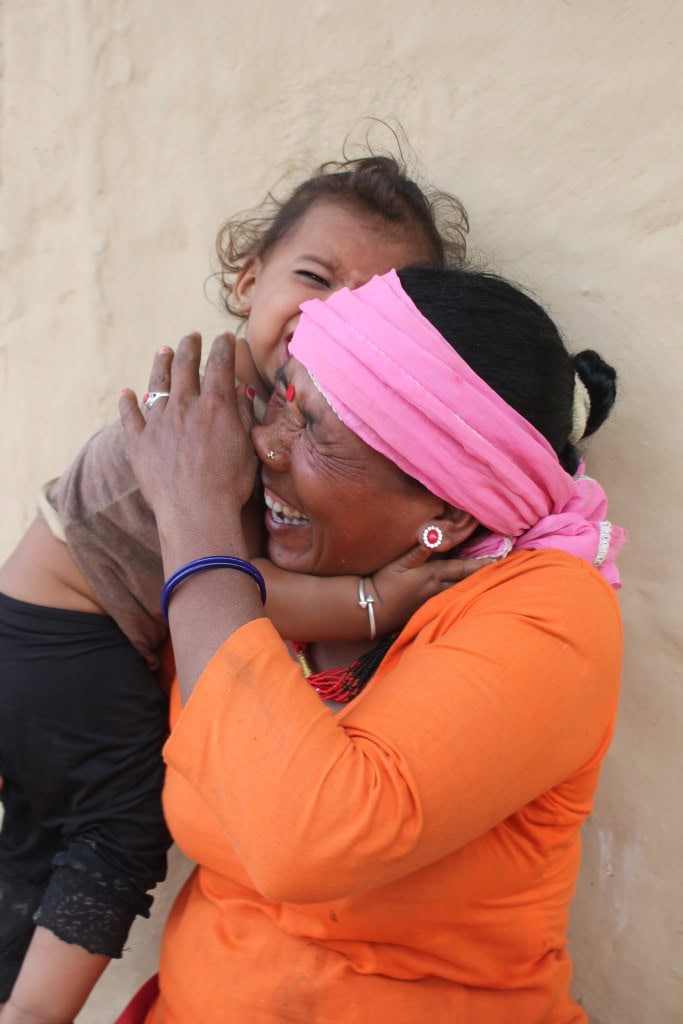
{"left": 271, "top": 372, "right": 310, "bottom": 426}
{"left": 264, "top": 376, "right": 287, "bottom": 419}
{"left": 272, "top": 369, "right": 289, "bottom": 401}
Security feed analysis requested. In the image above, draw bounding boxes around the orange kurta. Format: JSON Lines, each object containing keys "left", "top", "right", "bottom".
{"left": 150, "top": 550, "right": 622, "bottom": 1023}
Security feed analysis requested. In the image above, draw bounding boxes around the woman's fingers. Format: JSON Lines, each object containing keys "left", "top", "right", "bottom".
{"left": 141, "top": 346, "right": 173, "bottom": 414}
{"left": 119, "top": 330, "right": 260, "bottom": 525}
{"left": 203, "top": 333, "right": 238, "bottom": 404}
{"left": 119, "top": 388, "right": 146, "bottom": 437}
{"left": 124, "top": 333, "right": 238, "bottom": 430}
{"left": 119, "top": 339, "right": 179, "bottom": 435}
{"left": 168, "top": 332, "right": 202, "bottom": 396}
{"left": 200, "top": 333, "right": 253, "bottom": 433}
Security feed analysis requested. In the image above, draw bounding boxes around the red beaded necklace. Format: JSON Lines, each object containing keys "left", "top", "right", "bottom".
{"left": 290, "top": 636, "right": 397, "bottom": 703}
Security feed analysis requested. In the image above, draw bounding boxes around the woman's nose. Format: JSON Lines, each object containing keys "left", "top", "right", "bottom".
{"left": 252, "top": 422, "right": 289, "bottom": 469}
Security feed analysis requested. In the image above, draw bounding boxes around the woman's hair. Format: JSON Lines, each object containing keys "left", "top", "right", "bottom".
{"left": 216, "top": 155, "right": 469, "bottom": 312}
{"left": 397, "top": 266, "right": 617, "bottom": 475}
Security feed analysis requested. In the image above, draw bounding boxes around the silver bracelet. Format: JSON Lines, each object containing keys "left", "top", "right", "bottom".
{"left": 358, "top": 577, "right": 377, "bottom": 640}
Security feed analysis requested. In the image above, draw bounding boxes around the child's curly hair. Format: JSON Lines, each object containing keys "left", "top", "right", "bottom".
{"left": 215, "top": 153, "right": 469, "bottom": 316}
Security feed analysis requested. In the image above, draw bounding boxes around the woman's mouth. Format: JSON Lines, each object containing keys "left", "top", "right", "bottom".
{"left": 264, "top": 489, "right": 310, "bottom": 526}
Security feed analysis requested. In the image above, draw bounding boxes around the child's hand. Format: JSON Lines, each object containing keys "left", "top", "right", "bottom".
{"left": 369, "top": 545, "right": 495, "bottom": 635}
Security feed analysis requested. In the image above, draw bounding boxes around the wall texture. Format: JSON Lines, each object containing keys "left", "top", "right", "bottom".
{"left": 1, "top": 2, "right": 681, "bottom": 1022}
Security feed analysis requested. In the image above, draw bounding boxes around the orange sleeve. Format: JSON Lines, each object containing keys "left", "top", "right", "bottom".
{"left": 163, "top": 551, "right": 622, "bottom": 904}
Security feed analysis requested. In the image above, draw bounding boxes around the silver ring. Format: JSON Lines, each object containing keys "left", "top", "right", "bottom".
{"left": 143, "top": 391, "right": 170, "bottom": 411}
{"left": 266, "top": 450, "right": 276, "bottom": 461}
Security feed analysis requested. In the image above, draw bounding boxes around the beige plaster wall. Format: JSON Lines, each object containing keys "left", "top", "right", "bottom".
{"left": 1, "top": 2, "right": 681, "bottom": 1022}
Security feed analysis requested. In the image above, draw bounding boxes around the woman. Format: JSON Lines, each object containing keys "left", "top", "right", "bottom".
{"left": 0, "top": 153, "right": 473, "bottom": 1024}
{"left": 117, "top": 266, "right": 624, "bottom": 1023}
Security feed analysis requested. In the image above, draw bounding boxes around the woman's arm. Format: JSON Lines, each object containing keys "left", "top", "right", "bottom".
{"left": 120, "top": 336, "right": 621, "bottom": 904}
{"left": 163, "top": 553, "right": 622, "bottom": 904}
{"left": 119, "top": 335, "right": 266, "bottom": 702}
{"left": 0, "top": 930, "right": 108, "bottom": 1024}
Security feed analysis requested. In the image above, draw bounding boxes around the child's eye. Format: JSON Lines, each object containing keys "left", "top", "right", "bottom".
{"left": 296, "top": 269, "right": 330, "bottom": 288}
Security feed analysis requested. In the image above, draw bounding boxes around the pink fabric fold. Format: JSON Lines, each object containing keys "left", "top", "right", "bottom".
{"left": 289, "top": 269, "right": 625, "bottom": 587}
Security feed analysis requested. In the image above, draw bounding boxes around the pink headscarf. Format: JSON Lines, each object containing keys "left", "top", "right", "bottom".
{"left": 289, "top": 269, "right": 625, "bottom": 587}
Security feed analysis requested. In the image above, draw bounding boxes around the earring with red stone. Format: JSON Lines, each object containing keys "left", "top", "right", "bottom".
{"left": 421, "top": 525, "right": 444, "bottom": 550}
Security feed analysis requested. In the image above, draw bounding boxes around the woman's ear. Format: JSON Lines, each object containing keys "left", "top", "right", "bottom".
{"left": 417, "top": 508, "right": 479, "bottom": 553}
{"left": 231, "top": 256, "right": 263, "bottom": 314}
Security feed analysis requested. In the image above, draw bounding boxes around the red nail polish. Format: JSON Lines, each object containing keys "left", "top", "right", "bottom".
{"left": 286, "top": 384, "right": 296, "bottom": 402}
{"left": 142, "top": 393, "right": 149, "bottom": 404}
{"left": 246, "top": 385, "right": 255, "bottom": 400}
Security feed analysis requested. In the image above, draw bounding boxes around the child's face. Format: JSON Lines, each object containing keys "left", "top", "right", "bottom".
{"left": 232, "top": 200, "right": 433, "bottom": 392}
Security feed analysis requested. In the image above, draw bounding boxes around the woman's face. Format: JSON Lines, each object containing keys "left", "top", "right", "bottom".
{"left": 252, "top": 360, "right": 447, "bottom": 577}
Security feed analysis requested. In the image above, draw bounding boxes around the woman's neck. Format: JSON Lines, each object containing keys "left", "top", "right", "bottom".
{"left": 307, "top": 638, "right": 377, "bottom": 672}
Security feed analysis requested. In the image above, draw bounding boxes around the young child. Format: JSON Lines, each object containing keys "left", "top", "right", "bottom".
{"left": 0, "top": 153, "right": 472, "bottom": 1023}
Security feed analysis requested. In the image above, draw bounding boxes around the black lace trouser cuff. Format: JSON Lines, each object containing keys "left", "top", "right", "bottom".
{"left": 33, "top": 863, "right": 140, "bottom": 958}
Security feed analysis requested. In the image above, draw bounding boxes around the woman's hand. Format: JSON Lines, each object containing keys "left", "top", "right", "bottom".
{"left": 369, "top": 545, "right": 495, "bottom": 635}
{"left": 119, "top": 333, "right": 259, "bottom": 564}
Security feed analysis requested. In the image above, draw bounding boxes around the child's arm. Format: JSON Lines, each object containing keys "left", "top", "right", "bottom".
{"left": 254, "top": 545, "right": 493, "bottom": 642}
{"left": 0, "top": 928, "right": 108, "bottom": 1024}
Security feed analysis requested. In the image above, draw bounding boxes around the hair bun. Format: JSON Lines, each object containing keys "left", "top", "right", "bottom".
{"left": 573, "top": 349, "right": 617, "bottom": 437}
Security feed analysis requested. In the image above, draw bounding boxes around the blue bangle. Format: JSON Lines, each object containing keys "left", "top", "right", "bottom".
{"left": 161, "top": 556, "right": 267, "bottom": 622}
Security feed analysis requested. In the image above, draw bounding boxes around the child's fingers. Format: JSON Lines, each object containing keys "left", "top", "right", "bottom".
{"left": 393, "top": 547, "right": 496, "bottom": 585}
{"left": 389, "top": 543, "right": 497, "bottom": 581}
{"left": 436, "top": 555, "right": 496, "bottom": 584}
{"left": 235, "top": 383, "right": 257, "bottom": 434}
{"left": 251, "top": 392, "right": 267, "bottom": 424}
{"left": 395, "top": 544, "right": 433, "bottom": 571}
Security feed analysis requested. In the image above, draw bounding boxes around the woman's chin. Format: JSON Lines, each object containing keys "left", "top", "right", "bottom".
{"left": 266, "top": 530, "right": 315, "bottom": 575}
